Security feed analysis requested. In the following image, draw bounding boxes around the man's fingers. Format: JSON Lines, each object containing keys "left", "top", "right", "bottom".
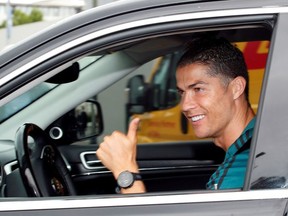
{"left": 127, "top": 118, "right": 140, "bottom": 141}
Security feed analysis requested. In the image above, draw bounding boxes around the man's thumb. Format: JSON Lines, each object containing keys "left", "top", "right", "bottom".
{"left": 127, "top": 118, "right": 140, "bottom": 141}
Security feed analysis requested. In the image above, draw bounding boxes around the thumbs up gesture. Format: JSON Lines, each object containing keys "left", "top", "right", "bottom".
{"left": 96, "top": 118, "right": 140, "bottom": 179}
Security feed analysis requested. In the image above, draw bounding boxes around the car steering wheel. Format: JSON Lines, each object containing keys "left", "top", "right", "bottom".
{"left": 15, "top": 123, "right": 76, "bottom": 197}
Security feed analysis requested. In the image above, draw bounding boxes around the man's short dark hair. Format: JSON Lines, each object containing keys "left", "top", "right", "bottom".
{"left": 177, "top": 37, "right": 249, "bottom": 101}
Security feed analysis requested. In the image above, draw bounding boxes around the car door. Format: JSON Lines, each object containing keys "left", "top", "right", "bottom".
{"left": 1, "top": 1, "right": 288, "bottom": 216}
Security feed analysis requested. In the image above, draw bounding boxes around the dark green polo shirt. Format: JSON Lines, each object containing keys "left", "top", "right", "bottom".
{"left": 206, "top": 117, "right": 256, "bottom": 190}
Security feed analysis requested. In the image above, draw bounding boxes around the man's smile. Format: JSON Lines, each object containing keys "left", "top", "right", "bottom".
{"left": 190, "top": 114, "right": 205, "bottom": 122}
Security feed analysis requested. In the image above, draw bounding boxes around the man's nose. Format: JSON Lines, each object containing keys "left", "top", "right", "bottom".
{"left": 181, "top": 92, "right": 197, "bottom": 112}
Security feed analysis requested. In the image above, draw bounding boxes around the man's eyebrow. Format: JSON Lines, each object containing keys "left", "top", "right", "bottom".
{"left": 189, "top": 81, "right": 208, "bottom": 88}
{"left": 177, "top": 81, "right": 207, "bottom": 91}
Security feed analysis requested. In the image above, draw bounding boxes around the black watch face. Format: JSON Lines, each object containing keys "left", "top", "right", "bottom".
{"left": 117, "top": 171, "right": 134, "bottom": 188}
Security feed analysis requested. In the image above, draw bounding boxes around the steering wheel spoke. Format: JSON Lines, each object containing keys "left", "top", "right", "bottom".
{"left": 15, "top": 123, "right": 76, "bottom": 197}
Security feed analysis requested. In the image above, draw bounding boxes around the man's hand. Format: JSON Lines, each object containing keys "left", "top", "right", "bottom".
{"left": 96, "top": 118, "right": 141, "bottom": 179}
{"left": 96, "top": 118, "right": 145, "bottom": 193}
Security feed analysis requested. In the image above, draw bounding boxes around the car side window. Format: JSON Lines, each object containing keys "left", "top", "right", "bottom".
{"left": 96, "top": 40, "right": 269, "bottom": 145}
{"left": 89, "top": 35, "right": 270, "bottom": 193}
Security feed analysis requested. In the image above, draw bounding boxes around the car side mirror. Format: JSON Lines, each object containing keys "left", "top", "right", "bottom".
{"left": 74, "top": 100, "right": 103, "bottom": 140}
{"left": 126, "top": 75, "right": 148, "bottom": 114}
{"left": 46, "top": 100, "right": 103, "bottom": 144}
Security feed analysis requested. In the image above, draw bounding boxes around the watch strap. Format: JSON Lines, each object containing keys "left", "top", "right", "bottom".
{"left": 133, "top": 172, "right": 142, "bottom": 181}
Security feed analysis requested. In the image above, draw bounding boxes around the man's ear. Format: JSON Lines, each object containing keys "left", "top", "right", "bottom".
{"left": 231, "top": 76, "right": 246, "bottom": 100}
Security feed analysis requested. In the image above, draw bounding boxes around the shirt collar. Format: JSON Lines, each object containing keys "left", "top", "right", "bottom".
{"left": 226, "top": 117, "right": 256, "bottom": 156}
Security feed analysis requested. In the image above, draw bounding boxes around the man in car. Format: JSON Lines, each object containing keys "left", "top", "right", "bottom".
{"left": 96, "top": 37, "right": 256, "bottom": 193}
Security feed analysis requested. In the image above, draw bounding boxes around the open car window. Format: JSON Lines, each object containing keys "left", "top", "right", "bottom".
{"left": 96, "top": 31, "right": 270, "bottom": 145}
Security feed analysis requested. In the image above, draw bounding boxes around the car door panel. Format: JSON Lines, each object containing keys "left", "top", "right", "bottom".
{"left": 1, "top": 192, "right": 286, "bottom": 216}
{"left": 59, "top": 140, "right": 225, "bottom": 194}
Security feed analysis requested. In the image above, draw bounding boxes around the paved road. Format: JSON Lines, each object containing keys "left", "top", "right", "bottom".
{"left": 0, "top": 19, "right": 61, "bottom": 51}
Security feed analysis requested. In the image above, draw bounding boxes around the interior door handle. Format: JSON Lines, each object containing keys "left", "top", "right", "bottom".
{"left": 80, "top": 151, "right": 104, "bottom": 170}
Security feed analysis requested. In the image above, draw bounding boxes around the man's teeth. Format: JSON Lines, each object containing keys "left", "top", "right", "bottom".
{"left": 191, "top": 115, "right": 204, "bottom": 122}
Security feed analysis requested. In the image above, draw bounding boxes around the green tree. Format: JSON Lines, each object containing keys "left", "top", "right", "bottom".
{"left": 13, "top": 9, "right": 32, "bottom": 26}
{"left": 0, "top": 8, "right": 43, "bottom": 28}
{"left": 30, "top": 8, "right": 43, "bottom": 22}
{"left": 0, "top": 21, "right": 5, "bottom": 28}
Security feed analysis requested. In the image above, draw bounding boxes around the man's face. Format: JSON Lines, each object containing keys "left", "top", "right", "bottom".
{"left": 176, "top": 63, "right": 234, "bottom": 139}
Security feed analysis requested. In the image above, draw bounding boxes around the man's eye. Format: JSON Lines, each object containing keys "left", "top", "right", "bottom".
{"left": 177, "top": 90, "right": 184, "bottom": 96}
{"left": 194, "top": 87, "right": 206, "bottom": 93}
{"left": 194, "top": 88, "right": 202, "bottom": 92}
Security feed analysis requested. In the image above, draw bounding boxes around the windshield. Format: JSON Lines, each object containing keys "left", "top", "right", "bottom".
{"left": 0, "top": 83, "right": 57, "bottom": 123}
{"left": 0, "top": 56, "right": 101, "bottom": 123}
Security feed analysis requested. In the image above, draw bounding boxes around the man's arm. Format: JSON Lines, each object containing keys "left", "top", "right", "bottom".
{"left": 96, "top": 118, "right": 146, "bottom": 194}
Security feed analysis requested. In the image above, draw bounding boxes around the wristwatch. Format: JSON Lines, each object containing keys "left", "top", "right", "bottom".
{"left": 117, "top": 170, "right": 142, "bottom": 189}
